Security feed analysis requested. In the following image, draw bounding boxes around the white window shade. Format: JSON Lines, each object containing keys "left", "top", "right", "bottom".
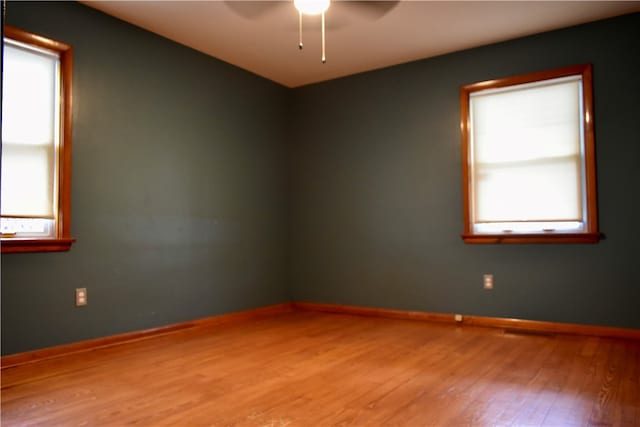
{"left": 469, "top": 77, "right": 584, "bottom": 229}
{"left": 1, "top": 40, "right": 60, "bottom": 219}
{"left": 1, "top": 144, "right": 55, "bottom": 218}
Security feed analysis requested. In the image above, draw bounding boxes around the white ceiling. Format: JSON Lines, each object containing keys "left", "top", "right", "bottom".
{"left": 81, "top": 1, "right": 640, "bottom": 88}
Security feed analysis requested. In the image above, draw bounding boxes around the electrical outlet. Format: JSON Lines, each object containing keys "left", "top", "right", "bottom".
{"left": 76, "top": 288, "right": 87, "bottom": 306}
{"left": 483, "top": 274, "right": 494, "bottom": 290}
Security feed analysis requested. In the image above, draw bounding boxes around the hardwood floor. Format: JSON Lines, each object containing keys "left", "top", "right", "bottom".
{"left": 2, "top": 310, "right": 639, "bottom": 426}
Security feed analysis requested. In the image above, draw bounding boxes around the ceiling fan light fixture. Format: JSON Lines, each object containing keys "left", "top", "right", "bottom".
{"left": 294, "top": 0, "right": 330, "bottom": 15}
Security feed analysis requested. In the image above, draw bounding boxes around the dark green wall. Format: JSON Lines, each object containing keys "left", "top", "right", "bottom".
{"left": 2, "top": 3, "right": 639, "bottom": 356}
{"left": 2, "top": 2, "right": 290, "bottom": 355}
{"left": 289, "top": 13, "right": 640, "bottom": 329}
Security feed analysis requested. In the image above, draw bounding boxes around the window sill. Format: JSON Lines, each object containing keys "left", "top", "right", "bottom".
{"left": 461, "top": 232, "right": 602, "bottom": 244}
{"left": 1, "top": 237, "right": 76, "bottom": 253}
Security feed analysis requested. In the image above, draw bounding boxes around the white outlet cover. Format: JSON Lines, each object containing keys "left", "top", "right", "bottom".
{"left": 483, "top": 274, "right": 494, "bottom": 289}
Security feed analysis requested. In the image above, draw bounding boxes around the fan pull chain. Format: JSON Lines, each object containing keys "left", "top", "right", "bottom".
{"left": 321, "top": 11, "right": 326, "bottom": 63}
{"left": 298, "top": 11, "right": 303, "bottom": 49}
{"left": 295, "top": 4, "right": 327, "bottom": 63}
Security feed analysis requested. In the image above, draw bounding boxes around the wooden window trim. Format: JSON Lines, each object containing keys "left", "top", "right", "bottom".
{"left": 1, "top": 26, "right": 75, "bottom": 253}
{"left": 460, "top": 64, "right": 601, "bottom": 244}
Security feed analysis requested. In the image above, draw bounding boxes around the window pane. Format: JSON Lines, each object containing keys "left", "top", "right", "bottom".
{"left": 470, "top": 78, "right": 584, "bottom": 227}
{"left": 472, "top": 79, "right": 581, "bottom": 164}
{"left": 1, "top": 40, "right": 59, "bottom": 219}
{"left": 2, "top": 42, "right": 58, "bottom": 146}
{"left": 475, "top": 221, "right": 583, "bottom": 233}
{"left": 475, "top": 157, "right": 582, "bottom": 222}
{"left": 1, "top": 144, "right": 55, "bottom": 217}
{"left": 1, "top": 217, "right": 53, "bottom": 236}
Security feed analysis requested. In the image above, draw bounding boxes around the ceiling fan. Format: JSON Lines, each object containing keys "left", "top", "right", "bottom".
{"left": 224, "top": 1, "right": 400, "bottom": 63}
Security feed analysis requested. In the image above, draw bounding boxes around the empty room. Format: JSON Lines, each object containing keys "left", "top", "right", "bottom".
{"left": 1, "top": 1, "right": 639, "bottom": 425}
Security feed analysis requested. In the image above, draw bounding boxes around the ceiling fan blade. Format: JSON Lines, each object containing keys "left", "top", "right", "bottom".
{"left": 223, "top": 1, "right": 287, "bottom": 20}
{"left": 335, "top": 1, "right": 399, "bottom": 20}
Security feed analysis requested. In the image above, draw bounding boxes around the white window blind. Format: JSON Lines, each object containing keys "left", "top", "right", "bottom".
{"left": 1, "top": 39, "right": 60, "bottom": 219}
{"left": 469, "top": 76, "right": 585, "bottom": 233}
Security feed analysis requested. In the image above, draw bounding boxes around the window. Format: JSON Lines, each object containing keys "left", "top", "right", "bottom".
{"left": 1, "top": 26, "right": 75, "bottom": 253}
{"left": 460, "top": 64, "right": 600, "bottom": 243}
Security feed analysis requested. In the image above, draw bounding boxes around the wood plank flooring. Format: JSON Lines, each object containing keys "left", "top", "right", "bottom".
{"left": 2, "top": 310, "right": 639, "bottom": 426}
